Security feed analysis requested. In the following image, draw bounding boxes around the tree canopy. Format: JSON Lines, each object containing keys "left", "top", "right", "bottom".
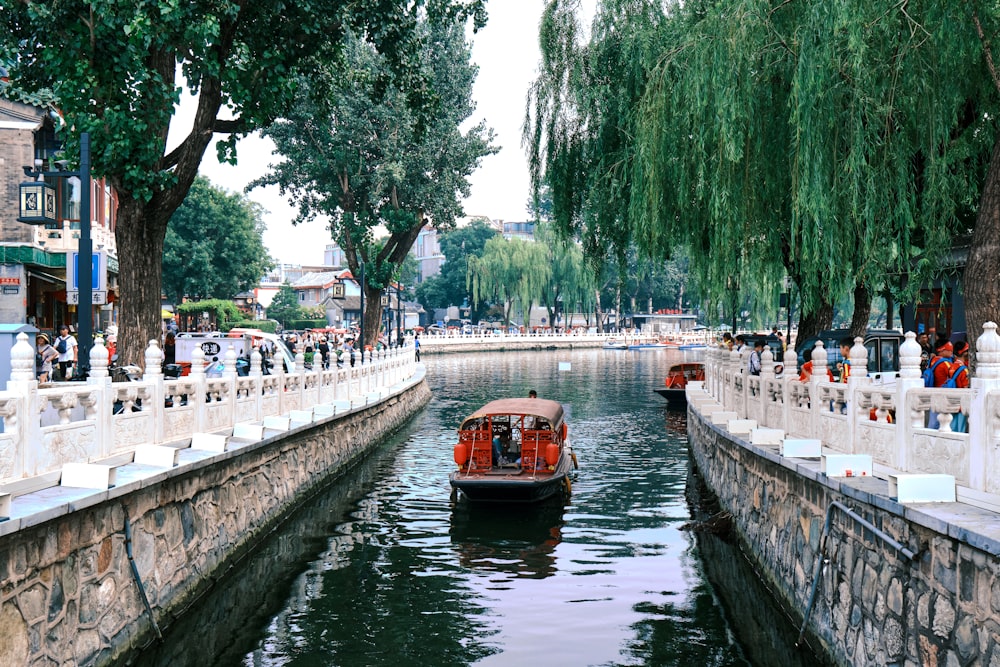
{"left": 266, "top": 284, "right": 303, "bottom": 329}
{"left": 162, "top": 176, "right": 273, "bottom": 304}
{"left": 1, "top": 0, "right": 486, "bottom": 365}
{"left": 415, "top": 218, "right": 498, "bottom": 317}
{"left": 527, "top": 0, "right": 1000, "bottom": 350}
{"left": 252, "top": 18, "right": 495, "bottom": 347}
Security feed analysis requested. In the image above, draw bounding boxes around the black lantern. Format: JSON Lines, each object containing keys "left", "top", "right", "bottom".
{"left": 18, "top": 179, "right": 56, "bottom": 225}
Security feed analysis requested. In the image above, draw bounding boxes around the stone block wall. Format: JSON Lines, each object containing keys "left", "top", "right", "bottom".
{"left": 687, "top": 408, "right": 1000, "bottom": 666}
{"left": 0, "top": 380, "right": 430, "bottom": 666}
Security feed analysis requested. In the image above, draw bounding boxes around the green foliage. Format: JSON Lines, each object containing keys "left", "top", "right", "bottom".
{"left": 162, "top": 177, "right": 274, "bottom": 303}
{"left": 176, "top": 299, "right": 241, "bottom": 324}
{"left": 527, "top": 0, "right": 1000, "bottom": 339}
{"left": 284, "top": 319, "right": 328, "bottom": 331}
{"left": 0, "top": 0, "right": 486, "bottom": 363}
{"left": 266, "top": 284, "right": 304, "bottom": 326}
{"left": 221, "top": 320, "right": 277, "bottom": 334}
{"left": 252, "top": 18, "right": 496, "bottom": 345}
{"left": 415, "top": 219, "right": 498, "bottom": 314}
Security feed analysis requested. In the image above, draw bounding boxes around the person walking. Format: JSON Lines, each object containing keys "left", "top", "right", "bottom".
{"left": 35, "top": 334, "right": 58, "bottom": 382}
{"left": 54, "top": 324, "right": 78, "bottom": 381}
{"left": 414, "top": 333, "right": 421, "bottom": 362}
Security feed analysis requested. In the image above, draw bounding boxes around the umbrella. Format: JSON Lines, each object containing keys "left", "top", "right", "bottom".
{"left": 161, "top": 309, "right": 175, "bottom": 319}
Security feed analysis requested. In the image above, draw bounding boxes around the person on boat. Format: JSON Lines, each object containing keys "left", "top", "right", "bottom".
{"left": 528, "top": 389, "right": 537, "bottom": 398}
{"left": 492, "top": 435, "right": 503, "bottom": 467}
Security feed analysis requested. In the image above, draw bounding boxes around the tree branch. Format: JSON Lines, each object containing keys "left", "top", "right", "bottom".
{"left": 973, "top": 8, "right": 1000, "bottom": 96}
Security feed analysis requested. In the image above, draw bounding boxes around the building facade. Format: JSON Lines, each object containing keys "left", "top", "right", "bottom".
{"left": 0, "top": 95, "right": 119, "bottom": 334}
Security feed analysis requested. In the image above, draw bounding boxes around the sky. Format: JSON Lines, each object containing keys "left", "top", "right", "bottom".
{"left": 171, "top": 1, "right": 590, "bottom": 267}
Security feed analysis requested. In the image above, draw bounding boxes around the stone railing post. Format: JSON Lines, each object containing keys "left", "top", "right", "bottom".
{"left": 895, "top": 331, "right": 923, "bottom": 473}
{"left": 274, "top": 350, "right": 286, "bottom": 414}
{"left": 760, "top": 347, "right": 775, "bottom": 426}
{"left": 844, "top": 336, "right": 869, "bottom": 454}
{"left": 250, "top": 347, "right": 263, "bottom": 422}
{"left": 190, "top": 345, "right": 207, "bottom": 433}
{"left": 143, "top": 339, "right": 165, "bottom": 444}
{"left": 970, "top": 323, "right": 1000, "bottom": 491}
{"left": 782, "top": 346, "right": 798, "bottom": 431}
{"left": 222, "top": 343, "right": 239, "bottom": 429}
{"left": 294, "top": 350, "right": 305, "bottom": 408}
{"left": 809, "top": 341, "right": 829, "bottom": 440}
{"left": 331, "top": 353, "right": 341, "bottom": 402}
{"left": 88, "top": 336, "right": 113, "bottom": 457}
{"left": 8, "top": 333, "right": 40, "bottom": 478}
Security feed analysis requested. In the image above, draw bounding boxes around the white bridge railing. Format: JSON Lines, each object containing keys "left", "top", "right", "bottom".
{"left": 0, "top": 333, "right": 417, "bottom": 487}
{"left": 701, "top": 322, "right": 1000, "bottom": 509}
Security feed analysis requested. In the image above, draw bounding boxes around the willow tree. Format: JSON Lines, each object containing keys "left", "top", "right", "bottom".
{"left": 637, "top": 1, "right": 999, "bottom": 347}
{"left": 1, "top": 0, "right": 485, "bottom": 365}
{"left": 525, "top": 0, "right": 668, "bottom": 281}
{"left": 533, "top": 222, "right": 595, "bottom": 329}
{"left": 468, "top": 237, "right": 551, "bottom": 326}
{"left": 251, "top": 20, "right": 495, "bottom": 349}
{"left": 531, "top": 1, "right": 1000, "bottom": 349}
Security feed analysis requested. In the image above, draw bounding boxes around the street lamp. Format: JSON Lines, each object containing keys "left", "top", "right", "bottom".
{"left": 19, "top": 132, "right": 93, "bottom": 379}
{"left": 396, "top": 285, "right": 403, "bottom": 347}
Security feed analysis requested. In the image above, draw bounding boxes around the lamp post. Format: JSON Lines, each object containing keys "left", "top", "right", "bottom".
{"left": 358, "top": 260, "right": 365, "bottom": 354}
{"left": 396, "top": 285, "right": 403, "bottom": 347}
{"left": 18, "top": 132, "right": 93, "bottom": 379}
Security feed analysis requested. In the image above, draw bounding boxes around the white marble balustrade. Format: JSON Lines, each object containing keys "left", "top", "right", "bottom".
{"left": 699, "top": 322, "right": 1000, "bottom": 509}
{"left": 0, "top": 333, "right": 417, "bottom": 486}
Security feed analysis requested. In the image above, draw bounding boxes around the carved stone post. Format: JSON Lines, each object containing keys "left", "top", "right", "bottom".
{"left": 190, "top": 345, "right": 207, "bottom": 433}
{"left": 89, "top": 336, "right": 112, "bottom": 456}
{"left": 144, "top": 339, "right": 165, "bottom": 444}
{"left": 8, "top": 332, "right": 40, "bottom": 477}
{"left": 970, "top": 322, "right": 1000, "bottom": 491}
{"left": 810, "top": 341, "right": 829, "bottom": 441}
{"left": 845, "top": 336, "right": 869, "bottom": 454}
{"left": 895, "top": 332, "right": 923, "bottom": 473}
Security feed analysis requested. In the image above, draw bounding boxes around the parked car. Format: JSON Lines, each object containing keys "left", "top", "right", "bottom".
{"left": 795, "top": 329, "right": 905, "bottom": 379}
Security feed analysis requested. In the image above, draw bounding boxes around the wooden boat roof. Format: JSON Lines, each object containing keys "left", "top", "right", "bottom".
{"left": 461, "top": 398, "right": 565, "bottom": 427}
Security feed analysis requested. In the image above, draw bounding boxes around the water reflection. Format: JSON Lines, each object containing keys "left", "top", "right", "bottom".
{"left": 449, "top": 500, "right": 564, "bottom": 579}
{"left": 136, "top": 349, "right": 816, "bottom": 667}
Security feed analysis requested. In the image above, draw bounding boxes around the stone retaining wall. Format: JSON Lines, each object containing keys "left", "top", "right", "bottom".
{"left": 687, "top": 407, "right": 1000, "bottom": 666}
{"left": 0, "top": 379, "right": 431, "bottom": 666}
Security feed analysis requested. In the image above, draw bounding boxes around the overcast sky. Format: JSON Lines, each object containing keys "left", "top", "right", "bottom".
{"left": 172, "top": 2, "right": 594, "bottom": 266}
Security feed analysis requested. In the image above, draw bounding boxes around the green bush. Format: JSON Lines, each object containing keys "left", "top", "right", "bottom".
{"left": 221, "top": 320, "right": 278, "bottom": 334}
{"left": 284, "top": 319, "right": 328, "bottom": 331}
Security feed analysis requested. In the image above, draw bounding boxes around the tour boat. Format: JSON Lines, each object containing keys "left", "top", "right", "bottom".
{"left": 604, "top": 337, "right": 676, "bottom": 350}
{"left": 655, "top": 362, "right": 705, "bottom": 405}
{"left": 450, "top": 398, "right": 577, "bottom": 503}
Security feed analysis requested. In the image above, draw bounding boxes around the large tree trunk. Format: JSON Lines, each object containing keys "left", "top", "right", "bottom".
{"left": 849, "top": 283, "right": 871, "bottom": 338}
{"left": 794, "top": 297, "right": 834, "bottom": 353}
{"left": 361, "top": 282, "right": 385, "bottom": 351}
{"left": 115, "top": 196, "right": 170, "bottom": 367}
{"left": 964, "top": 136, "right": 1000, "bottom": 365}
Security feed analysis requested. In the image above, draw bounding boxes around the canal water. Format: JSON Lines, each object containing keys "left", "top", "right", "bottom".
{"left": 138, "top": 349, "right": 820, "bottom": 666}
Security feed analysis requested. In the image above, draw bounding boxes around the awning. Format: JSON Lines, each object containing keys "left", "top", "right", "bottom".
{"left": 26, "top": 268, "right": 65, "bottom": 285}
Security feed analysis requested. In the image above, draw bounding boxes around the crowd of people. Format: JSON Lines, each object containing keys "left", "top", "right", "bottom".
{"left": 720, "top": 326, "right": 971, "bottom": 431}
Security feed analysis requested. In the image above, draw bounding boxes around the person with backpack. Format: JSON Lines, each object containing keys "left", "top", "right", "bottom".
{"left": 924, "top": 338, "right": 954, "bottom": 429}
{"left": 54, "top": 324, "right": 78, "bottom": 381}
{"left": 947, "top": 340, "right": 971, "bottom": 432}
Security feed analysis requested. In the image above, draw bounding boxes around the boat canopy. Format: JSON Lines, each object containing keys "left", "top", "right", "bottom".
{"left": 460, "top": 398, "right": 564, "bottom": 429}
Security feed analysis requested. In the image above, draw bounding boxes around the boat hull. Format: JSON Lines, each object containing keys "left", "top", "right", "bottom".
{"left": 450, "top": 451, "right": 574, "bottom": 504}
{"left": 654, "top": 388, "right": 687, "bottom": 406}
